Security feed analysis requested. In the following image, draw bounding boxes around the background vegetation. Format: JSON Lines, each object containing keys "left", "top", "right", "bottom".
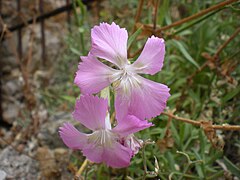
{"left": 1, "top": 0, "right": 239, "bottom": 179}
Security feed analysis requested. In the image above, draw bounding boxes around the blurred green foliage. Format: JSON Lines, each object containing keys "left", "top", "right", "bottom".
{"left": 42, "top": 0, "right": 240, "bottom": 179}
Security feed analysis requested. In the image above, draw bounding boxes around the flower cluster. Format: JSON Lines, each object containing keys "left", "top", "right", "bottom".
{"left": 59, "top": 22, "right": 170, "bottom": 168}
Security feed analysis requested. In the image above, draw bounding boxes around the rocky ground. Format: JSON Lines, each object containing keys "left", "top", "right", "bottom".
{"left": 0, "top": 1, "right": 78, "bottom": 179}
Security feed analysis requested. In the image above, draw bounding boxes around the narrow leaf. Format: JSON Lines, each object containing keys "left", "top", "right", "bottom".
{"left": 61, "top": 95, "right": 76, "bottom": 103}
{"left": 221, "top": 85, "right": 240, "bottom": 103}
{"left": 70, "top": 47, "right": 81, "bottom": 56}
{"left": 172, "top": 40, "right": 200, "bottom": 68}
{"left": 127, "top": 27, "right": 142, "bottom": 49}
{"left": 223, "top": 156, "right": 240, "bottom": 177}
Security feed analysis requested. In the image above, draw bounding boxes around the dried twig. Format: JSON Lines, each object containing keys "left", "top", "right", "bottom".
{"left": 153, "top": 0, "right": 160, "bottom": 31}
{"left": 156, "top": 0, "right": 237, "bottom": 32}
{"left": 128, "top": 0, "right": 144, "bottom": 57}
{"left": 162, "top": 112, "right": 200, "bottom": 126}
{"left": 0, "top": 7, "right": 40, "bottom": 137}
{"left": 162, "top": 111, "right": 236, "bottom": 149}
{"left": 129, "top": 0, "right": 237, "bottom": 58}
{"left": 128, "top": 0, "right": 160, "bottom": 58}
{"left": 214, "top": 27, "right": 240, "bottom": 58}
{"left": 177, "top": 27, "right": 240, "bottom": 109}
{"left": 162, "top": 112, "right": 240, "bottom": 131}
{"left": 133, "top": 0, "right": 144, "bottom": 33}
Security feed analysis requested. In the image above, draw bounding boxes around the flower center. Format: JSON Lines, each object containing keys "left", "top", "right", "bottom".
{"left": 88, "top": 129, "right": 117, "bottom": 147}
{"left": 111, "top": 64, "right": 142, "bottom": 97}
{"left": 119, "top": 66, "right": 141, "bottom": 93}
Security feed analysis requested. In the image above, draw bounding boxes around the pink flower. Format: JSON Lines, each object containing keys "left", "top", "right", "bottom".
{"left": 74, "top": 22, "right": 170, "bottom": 120}
{"left": 59, "top": 95, "right": 152, "bottom": 168}
{"left": 122, "top": 135, "right": 143, "bottom": 156}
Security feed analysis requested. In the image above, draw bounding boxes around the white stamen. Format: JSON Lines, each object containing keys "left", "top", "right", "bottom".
{"left": 88, "top": 129, "right": 116, "bottom": 147}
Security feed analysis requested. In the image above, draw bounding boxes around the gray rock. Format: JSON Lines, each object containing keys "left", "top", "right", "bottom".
{"left": 2, "top": 103, "right": 20, "bottom": 124}
{"left": 38, "top": 112, "right": 74, "bottom": 148}
{"left": 3, "top": 80, "right": 21, "bottom": 96}
{"left": 38, "top": 111, "right": 87, "bottom": 148}
{"left": 0, "top": 146, "right": 39, "bottom": 179}
{"left": 0, "top": 170, "right": 7, "bottom": 180}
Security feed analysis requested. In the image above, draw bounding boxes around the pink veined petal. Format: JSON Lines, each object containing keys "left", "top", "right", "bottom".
{"left": 59, "top": 122, "right": 88, "bottom": 150}
{"left": 102, "top": 142, "right": 132, "bottom": 168}
{"left": 72, "top": 95, "right": 108, "bottom": 130}
{"left": 129, "top": 76, "right": 170, "bottom": 119}
{"left": 115, "top": 94, "right": 129, "bottom": 122}
{"left": 113, "top": 115, "right": 153, "bottom": 137}
{"left": 90, "top": 22, "right": 128, "bottom": 68}
{"left": 74, "top": 55, "right": 118, "bottom": 94}
{"left": 132, "top": 36, "right": 165, "bottom": 75}
{"left": 123, "top": 135, "right": 143, "bottom": 156}
{"left": 115, "top": 75, "right": 170, "bottom": 120}
{"left": 82, "top": 143, "right": 104, "bottom": 163}
{"left": 82, "top": 142, "right": 132, "bottom": 168}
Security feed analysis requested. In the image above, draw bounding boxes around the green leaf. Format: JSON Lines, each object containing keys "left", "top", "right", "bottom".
{"left": 171, "top": 40, "right": 200, "bottom": 68}
{"left": 174, "top": 8, "right": 223, "bottom": 36}
{"left": 192, "top": 148, "right": 205, "bottom": 178}
{"left": 206, "top": 171, "right": 224, "bottom": 180}
{"left": 149, "top": 127, "right": 162, "bottom": 135}
{"left": 70, "top": 47, "right": 81, "bottom": 56}
{"left": 127, "top": 27, "right": 142, "bottom": 49}
{"left": 61, "top": 95, "right": 76, "bottom": 103}
{"left": 158, "top": 0, "right": 169, "bottom": 26}
{"left": 221, "top": 86, "right": 240, "bottom": 103}
{"left": 168, "top": 92, "right": 181, "bottom": 102}
{"left": 170, "top": 122, "right": 181, "bottom": 148}
{"left": 223, "top": 156, "right": 240, "bottom": 177}
{"left": 165, "top": 151, "right": 176, "bottom": 171}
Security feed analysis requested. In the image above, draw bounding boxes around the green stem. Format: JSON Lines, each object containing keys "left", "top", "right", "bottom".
{"left": 142, "top": 145, "right": 147, "bottom": 180}
{"left": 73, "top": 0, "right": 86, "bottom": 54}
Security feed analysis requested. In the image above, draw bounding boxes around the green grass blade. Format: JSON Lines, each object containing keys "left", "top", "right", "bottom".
{"left": 127, "top": 27, "right": 142, "bottom": 49}
{"left": 172, "top": 40, "right": 200, "bottom": 68}
{"left": 223, "top": 156, "right": 240, "bottom": 178}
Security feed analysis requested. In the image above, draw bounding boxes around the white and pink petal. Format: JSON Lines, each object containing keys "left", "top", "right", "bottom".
{"left": 59, "top": 122, "right": 88, "bottom": 150}
{"left": 130, "top": 77, "right": 170, "bottom": 119}
{"left": 113, "top": 115, "right": 152, "bottom": 137}
{"left": 81, "top": 141, "right": 132, "bottom": 168}
{"left": 132, "top": 36, "right": 165, "bottom": 75}
{"left": 90, "top": 22, "right": 128, "bottom": 68}
{"left": 114, "top": 94, "right": 129, "bottom": 122}
{"left": 72, "top": 95, "right": 108, "bottom": 130}
{"left": 115, "top": 75, "right": 170, "bottom": 120}
{"left": 74, "top": 55, "right": 118, "bottom": 94}
{"left": 102, "top": 142, "right": 132, "bottom": 168}
{"left": 82, "top": 143, "right": 104, "bottom": 163}
{"left": 123, "top": 135, "right": 143, "bottom": 156}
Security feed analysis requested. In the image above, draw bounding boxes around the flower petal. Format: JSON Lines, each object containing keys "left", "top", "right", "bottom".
{"left": 113, "top": 115, "right": 152, "bottom": 137}
{"left": 132, "top": 36, "right": 165, "bottom": 75}
{"left": 82, "top": 143, "right": 104, "bottom": 163}
{"left": 102, "top": 142, "right": 132, "bottom": 168}
{"left": 74, "top": 55, "right": 118, "bottom": 94}
{"left": 59, "top": 122, "right": 87, "bottom": 150}
{"left": 123, "top": 135, "right": 143, "bottom": 156}
{"left": 72, "top": 95, "right": 108, "bottom": 130}
{"left": 115, "top": 94, "right": 129, "bottom": 122}
{"left": 91, "top": 22, "right": 128, "bottom": 68}
{"left": 82, "top": 142, "right": 132, "bottom": 168}
{"left": 115, "top": 76, "right": 170, "bottom": 120}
